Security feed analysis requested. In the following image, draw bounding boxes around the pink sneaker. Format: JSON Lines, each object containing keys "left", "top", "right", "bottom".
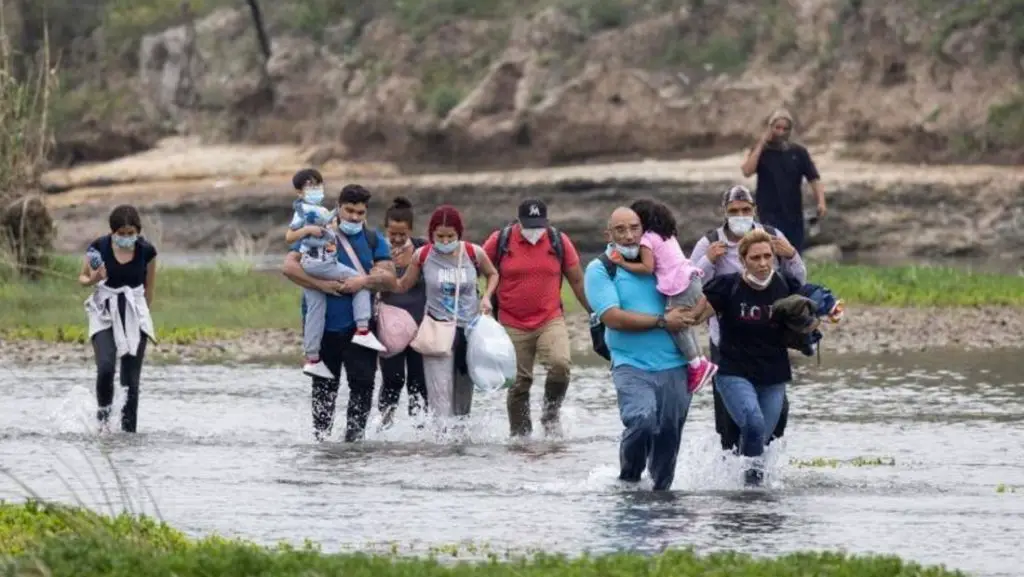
{"left": 686, "top": 358, "right": 718, "bottom": 394}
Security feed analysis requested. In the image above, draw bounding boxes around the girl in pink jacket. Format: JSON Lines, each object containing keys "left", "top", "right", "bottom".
{"left": 611, "top": 199, "right": 718, "bottom": 394}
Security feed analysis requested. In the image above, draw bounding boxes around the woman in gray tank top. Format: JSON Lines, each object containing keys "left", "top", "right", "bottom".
{"left": 394, "top": 205, "right": 499, "bottom": 424}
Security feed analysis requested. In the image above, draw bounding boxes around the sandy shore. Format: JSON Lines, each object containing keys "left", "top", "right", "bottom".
{"left": 2, "top": 306, "right": 1022, "bottom": 368}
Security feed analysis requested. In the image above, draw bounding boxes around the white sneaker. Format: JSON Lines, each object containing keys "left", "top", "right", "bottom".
{"left": 303, "top": 360, "right": 335, "bottom": 380}
{"left": 352, "top": 331, "right": 387, "bottom": 352}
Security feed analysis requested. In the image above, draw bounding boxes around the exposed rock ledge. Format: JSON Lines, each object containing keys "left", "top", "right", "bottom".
{"left": 43, "top": 144, "right": 1024, "bottom": 262}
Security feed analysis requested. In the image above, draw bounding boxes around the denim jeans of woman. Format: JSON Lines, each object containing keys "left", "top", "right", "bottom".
{"left": 714, "top": 375, "right": 787, "bottom": 460}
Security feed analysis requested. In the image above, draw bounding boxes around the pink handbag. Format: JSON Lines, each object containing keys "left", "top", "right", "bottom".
{"left": 376, "top": 301, "right": 418, "bottom": 358}
{"left": 337, "top": 233, "right": 417, "bottom": 358}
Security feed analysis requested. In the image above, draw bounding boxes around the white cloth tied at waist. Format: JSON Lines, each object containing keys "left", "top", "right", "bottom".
{"left": 85, "top": 282, "right": 155, "bottom": 358}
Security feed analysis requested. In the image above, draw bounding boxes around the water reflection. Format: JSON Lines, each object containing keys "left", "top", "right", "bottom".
{"left": 603, "top": 491, "right": 698, "bottom": 552}
{"left": 706, "top": 492, "right": 788, "bottom": 540}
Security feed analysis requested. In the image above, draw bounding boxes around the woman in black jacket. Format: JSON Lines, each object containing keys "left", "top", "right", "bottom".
{"left": 701, "top": 229, "right": 817, "bottom": 486}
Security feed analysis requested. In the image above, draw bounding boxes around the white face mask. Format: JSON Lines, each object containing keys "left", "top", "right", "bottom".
{"left": 744, "top": 269, "right": 775, "bottom": 289}
{"left": 728, "top": 216, "right": 754, "bottom": 236}
{"left": 521, "top": 227, "right": 546, "bottom": 245}
{"left": 614, "top": 244, "right": 640, "bottom": 260}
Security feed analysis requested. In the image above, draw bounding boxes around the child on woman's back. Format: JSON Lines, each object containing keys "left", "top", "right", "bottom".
{"left": 611, "top": 199, "right": 718, "bottom": 393}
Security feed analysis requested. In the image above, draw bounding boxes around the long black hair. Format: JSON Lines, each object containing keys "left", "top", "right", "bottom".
{"left": 384, "top": 196, "right": 414, "bottom": 226}
{"left": 629, "top": 198, "right": 677, "bottom": 240}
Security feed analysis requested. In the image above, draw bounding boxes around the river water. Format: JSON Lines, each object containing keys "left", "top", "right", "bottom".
{"left": 2, "top": 349, "right": 1022, "bottom": 576}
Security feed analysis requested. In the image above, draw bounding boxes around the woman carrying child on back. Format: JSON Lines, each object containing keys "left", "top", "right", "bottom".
{"left": 610, "top": 199, "right": 718, "bottom": 393}
{"left": 284, "top": 169, "right": 385, "bottom": 380}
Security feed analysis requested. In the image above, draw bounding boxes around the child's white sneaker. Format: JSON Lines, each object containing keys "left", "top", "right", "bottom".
{"left": 352, "top": 330, "right": 387, "bottom": 352}
{"left": 303, "top": 360, "right": 335, "bottom": 380}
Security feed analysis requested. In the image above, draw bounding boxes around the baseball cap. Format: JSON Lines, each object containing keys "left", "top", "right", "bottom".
{"left": 517, "top": 199, "right": 548, "bottom": 228}
{"left": 722, "top": 185, "right": 755, "bottom": 206}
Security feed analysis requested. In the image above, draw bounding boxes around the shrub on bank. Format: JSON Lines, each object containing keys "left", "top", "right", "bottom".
{"left": 0, "top": 501, "right": 967, "bottom": 577}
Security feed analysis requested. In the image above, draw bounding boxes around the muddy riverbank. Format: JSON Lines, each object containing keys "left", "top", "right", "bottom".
{"left": 43, "top": 144, "right": 1024, "bottom": 262}
{"left": 3, "top": 305, "right": 1023, "bottom": 367}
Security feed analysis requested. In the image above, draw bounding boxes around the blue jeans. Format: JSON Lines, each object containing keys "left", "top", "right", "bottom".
{"left": 714, "top": 375, "right": 787, "bottom": 458}
{"left": 612, "top": 364, "right": 692, "bottom": 491}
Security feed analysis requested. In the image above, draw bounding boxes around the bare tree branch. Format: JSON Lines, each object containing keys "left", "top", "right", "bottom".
{"left": 246, "top": 0, "right": 271, "bottom": 60}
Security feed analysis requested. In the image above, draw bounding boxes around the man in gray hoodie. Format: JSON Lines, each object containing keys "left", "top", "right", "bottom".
{"left": 689, "top": 185, "right": 807, "bottom": 452}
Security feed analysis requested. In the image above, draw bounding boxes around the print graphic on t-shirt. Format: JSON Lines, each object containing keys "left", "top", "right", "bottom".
{"left": 438, "top": 266, "right": 470, "bottom": 315}
{"left": 739, "top": 302, "right": 775, "bottom": 321}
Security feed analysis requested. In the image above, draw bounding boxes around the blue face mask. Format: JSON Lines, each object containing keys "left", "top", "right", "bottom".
{"left": 339, "top": 219, "right": 363, "bottom": 236}
{"left": 303, "top": 186, "right": 324, "bottom": 205}
{"left": 113, "top": 234, "right": 138, "bottom": 249}
{"left": 434, "top": 240, "right": 459, "bottom": 254}
{"left": 614, "top": 243, "right": 639, "bottom": 260}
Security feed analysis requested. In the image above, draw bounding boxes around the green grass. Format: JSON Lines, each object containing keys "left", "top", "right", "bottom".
{"left": 1, "top": 258, "right": 1022, "bottom": 345}
{"left": 0, "top": 501, "right": 968, "bottom": 577}
{"left": 0, "top": 256, "right": 299, "bottom": 344}
{"left": 807, "top": 263, "right": 1024, "bottom": 307}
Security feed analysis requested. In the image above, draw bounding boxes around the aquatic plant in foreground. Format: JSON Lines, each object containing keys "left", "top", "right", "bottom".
{"left": 0, "top": 501, "right": 969, "bottom": 577}
{"left": 790, "top": 456, "right": 897, "bottom": 468}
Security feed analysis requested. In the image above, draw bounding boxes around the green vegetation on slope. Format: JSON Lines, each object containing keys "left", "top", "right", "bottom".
{"left": 1, "top": 257, "right": 1022, "bottom": 344}
{"left": 0, "top": 501, "right": 968, "bottom": 577}
{"left": 917, "top": 0, "right": 1024, "bottom": 61}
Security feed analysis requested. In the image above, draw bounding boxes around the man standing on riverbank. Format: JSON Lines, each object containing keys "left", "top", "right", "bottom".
{"left": 740, "top": 108, "right": 826, "bottom": 252}
{"left": 483, "top": 199, "right": 591, "bottom": 439}
{"left": 584, "top": 207, "right": 708, "bottom": 490}
{"left": 282, "top": 183, "right": 396, "bottom": 442}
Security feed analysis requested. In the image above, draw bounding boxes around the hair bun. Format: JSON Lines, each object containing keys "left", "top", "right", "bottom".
{"left": 391, "top": 196, "right": 413, "bottom": 209}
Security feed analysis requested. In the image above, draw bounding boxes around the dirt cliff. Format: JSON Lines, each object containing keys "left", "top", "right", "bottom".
{"left": 14, "top": 0, "right": 1024, "bottom": 170}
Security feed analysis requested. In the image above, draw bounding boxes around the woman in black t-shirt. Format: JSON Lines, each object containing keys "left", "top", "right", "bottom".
{"left": 702, "top": 228, "right": 814, "bottom": 486}
{"left": 78, "top": 205, "right": 158, "bottom": 434}
{"left": 377, "top": 196, "right": 429, "bottom": 427}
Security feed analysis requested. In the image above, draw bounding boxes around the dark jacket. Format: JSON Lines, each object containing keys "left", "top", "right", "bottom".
{"left": 773, "top": 294, "right": 820, "bottom": 353}
{"left": 772, "top": 282, "right": 839, "bottom": 356}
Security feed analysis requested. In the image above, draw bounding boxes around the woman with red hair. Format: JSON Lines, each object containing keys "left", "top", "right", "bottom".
{"left": 394, "top": 205, "right": 500, "bottom": 425}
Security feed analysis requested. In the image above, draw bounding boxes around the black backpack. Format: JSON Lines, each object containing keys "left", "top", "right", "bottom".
{"left": 362, "top": 224, "right": 379, "bottom": 252}
{"left": 703, "top": 223, "right": 778, "bottom": 245}
{"left": 588, "top": 253, "right": 620, "bottom": 361}
{"left": 490, "top": 223, "right": 567, "bottom": 316}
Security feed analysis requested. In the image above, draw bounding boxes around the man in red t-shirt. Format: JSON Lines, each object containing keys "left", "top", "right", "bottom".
{"left": 483, "top": 199, "right": 591, "bottom": 437}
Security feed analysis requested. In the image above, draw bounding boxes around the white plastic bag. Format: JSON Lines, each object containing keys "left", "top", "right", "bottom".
{"left": 466, "top": 314, "right": 517, "bottom": 392}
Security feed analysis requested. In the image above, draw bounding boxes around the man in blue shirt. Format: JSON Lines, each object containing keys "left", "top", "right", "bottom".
{"left": 583, "top": 207, "right": 711, "bottom": 490}
{"left": 282, "top": 184, "right": 396, "bottom": 443}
